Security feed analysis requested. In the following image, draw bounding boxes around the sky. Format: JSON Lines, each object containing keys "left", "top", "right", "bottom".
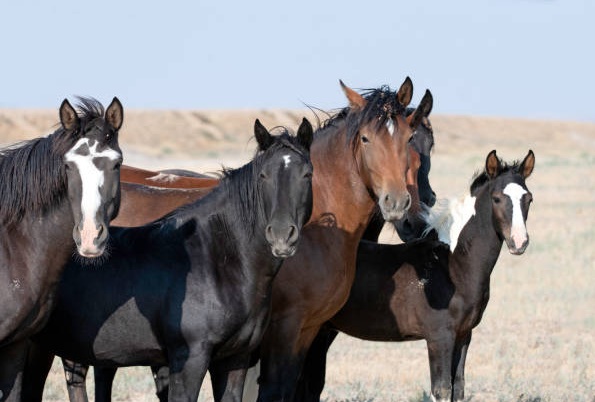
{"left": 1, "top": 0, "right": 593, "bottom": 122}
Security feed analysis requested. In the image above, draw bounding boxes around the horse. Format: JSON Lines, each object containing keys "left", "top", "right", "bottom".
{"left": 0, "top": 97, "right": 123, "bottom": 401}
{"left": 34, "top": 89, "right": 437, "bottom": 402}
{"left": 292, "top": 89, "right": 435, "bottom": 401}
{"left": 295, "top": 149, "right": 535, "bottom": 402}
{"left": 246, "top": 78, "right": 437, "bottom": 402}
{"left": 26, "top": 118, "right": 315, "bottom": 402}
{"left": 120, "top": 164, "right": 219, "bottom": 189}
{"left": 362, "top": 88, "right": 436, "bottom": 243}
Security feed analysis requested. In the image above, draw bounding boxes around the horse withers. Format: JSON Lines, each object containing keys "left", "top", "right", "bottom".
{"left": 26, "top": 119, "right": 315, "bottom": 401}
{"left": 0, "top": 97, "right": 123, "bottom": 401}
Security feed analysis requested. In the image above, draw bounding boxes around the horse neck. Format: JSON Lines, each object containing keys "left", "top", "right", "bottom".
{"left": 8, "top": 200, "right": 75, "bottom": 279}
{"left": 309, "top": 128, "right": 375, "bottom": 239}
{"left": 449, "top": 186, "right": 504, "bottom": 301}
{"left": 0, "top": 199, "right": 76, "bottom": 342}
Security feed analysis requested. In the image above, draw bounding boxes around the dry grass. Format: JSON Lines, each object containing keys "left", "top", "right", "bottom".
{"left": 1, "top": 109, "right": 594, "bottom": 401}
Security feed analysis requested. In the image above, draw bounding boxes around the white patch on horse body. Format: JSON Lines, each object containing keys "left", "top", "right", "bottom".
{"left": 503, "top": 182, "right": 528, "bottom": 249}
{"left": 423, "top": 195, "right": 476, "bottom": 252}
{"left": 147, "top": 172, "right": 179, "bottom": 183}
{"left": 282, "top": 154, "right": 291, "bottom": 168}
{"left": 65, "top": 138, "right": 121, "bottom": 250}
{"left": 386, "top": 119, "right": 395, "bottom": 136}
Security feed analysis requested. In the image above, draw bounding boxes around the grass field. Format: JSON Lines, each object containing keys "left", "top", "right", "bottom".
{"left": 1, "top": 109, "right": 593, "bottom": 401}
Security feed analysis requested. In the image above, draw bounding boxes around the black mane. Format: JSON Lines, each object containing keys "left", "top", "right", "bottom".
{"left": 0, "top": 97, "right": 108, "bottom": 226}
{"left": 470, "top": 157, "right": 525, "bottom": 193}
{"left": 321, "top": 86, "right": 406, "bottom": 146}
{"left": 161, "top": 130, "right": 310, "bottom": 237}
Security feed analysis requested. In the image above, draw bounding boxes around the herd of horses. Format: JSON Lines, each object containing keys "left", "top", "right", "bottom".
{"left": 0, "top": 78, "right": 535, "bottom": 402}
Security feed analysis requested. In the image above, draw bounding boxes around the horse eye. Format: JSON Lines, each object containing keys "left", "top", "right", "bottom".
{"left": 303, "top": 172, "right": 313, "bottom": 179}
{"left": 259, "top": 172, "right": 267, "bottom": 179}
{"left": 492, "top": 196, "right": 501, "bottom": 204}
{"left": 361, "top": 135, "right": 370, "bottom": 144}
{"left": 113, "top": 162, "right": 122, "bottom": 171}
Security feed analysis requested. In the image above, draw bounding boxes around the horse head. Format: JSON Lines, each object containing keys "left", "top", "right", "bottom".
{"left": 61, "top": 97, "right": 124, "bottom": 258}
{"left": 254, "top": 118, "right": 314, "bottom": 258}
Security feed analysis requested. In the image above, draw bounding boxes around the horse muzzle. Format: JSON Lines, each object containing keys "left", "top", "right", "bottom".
{"left": 74, "top": 220, "right": 109, "bottom": 258}
{"left": 266, "top": 223, "right": 299, "bottom": 258}
{"left": 506, "top": 235, "right": 529, "bottom": 255}
{"left": 379, "top": 192, "right": 411, "bottom": 222}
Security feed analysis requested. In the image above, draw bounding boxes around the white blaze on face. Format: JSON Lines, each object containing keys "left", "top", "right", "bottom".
{"left": 503, "top": 182, "right": 528, "bottom": 249}
{"left": 282, "top": 154, "right": 291, "bottom": 169}
{"left": 65, "top": 138, "right": 121, "bottom": 252}
{"left": 386, "top": 119, "right": 395, "bottom": 136}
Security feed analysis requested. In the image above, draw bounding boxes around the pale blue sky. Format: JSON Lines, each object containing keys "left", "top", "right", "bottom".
{"left": 1, "top": 0, "right": 593, "bottom": 121}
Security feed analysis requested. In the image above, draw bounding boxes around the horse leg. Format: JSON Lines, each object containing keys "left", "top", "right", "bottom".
{"left": 294, "top": 326, "right": 339, "bottom": 402}
{"left": 167, "top": 346, "right": 210, "bottom": 401}
{"left": 0, "top": 340, "right": 28, "bottom": 401}
{"left": 426, "top": 335, "right": 455, "bottom": 402}
{"left": 451, "top": 332, "right": 472, "bottom": 402}
{"left": 94, "top": 366, "right": 118, "bottom": 402}
{"left": 209, "top": 353, "right": 251, "bottom": 402}
{"left": 256, "top": 320, "right": 319, "bottom": 402}
{"left": 21, "top": 342, "right": 55, "bottom": 401}
{"left": 151, "top": 365, "right": 170, "bottom": 402}
{"left": 63, "top": 359, "right": 90, "bottom": 402}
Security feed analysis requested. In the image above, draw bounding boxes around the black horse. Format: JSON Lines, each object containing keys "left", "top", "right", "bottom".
{"left": 294, "top": 150, "right": 535, "bottom": 402}
{"left": 25, "top": 119, "right": 314, "bottom": 401}
{"left": 0, "top": 97, "right": 123, "bottom": 401}
{"left": 59, "top": 90, "right": 439, "bottom": 402}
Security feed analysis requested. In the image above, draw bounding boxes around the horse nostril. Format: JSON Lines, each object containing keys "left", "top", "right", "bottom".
{"left": 265, "top": 225, "right": 274, "bottom": 242}
{"left": 287, "top": 225, "right": 297, "bottom": 243}
{"left": 404, "top": 194, "right": 412, "bottom": 211}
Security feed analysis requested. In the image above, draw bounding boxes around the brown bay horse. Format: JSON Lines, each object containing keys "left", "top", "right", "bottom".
{"left": 120, "top": 164, "right": 219, "bottom": 189}
{"left": 252, "top": 78, "right": 434, "bottom": 401}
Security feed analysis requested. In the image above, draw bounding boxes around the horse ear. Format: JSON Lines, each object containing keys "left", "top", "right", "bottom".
{"left": 485, "top": 150, "right": 501, "bottom": 179}
{"left": 254, "top": 119, "right": 274, "bottom": 151}
{"left": 59, "top": 99, "right": 79, "bottom": 131}
{"left": 397, "top": 76, "right": 413, "bottom": 107}
{"left": 296, "top": 117, "right": 313, "bottom": 151}
{"left": 340, "top": 80, "right": 366, "bottom": 111}
{"left": 407, "top": 89, "right": 433, "bottom": 130}
{"left": 106, "top": 97, "right": 124, "bottom": 131}
{"left": 519, "top": 150, "right": 535, "bottom": 179}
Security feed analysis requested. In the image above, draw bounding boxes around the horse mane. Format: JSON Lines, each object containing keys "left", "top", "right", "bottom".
{"left": 469, "top": 157, "right": 525, "bottom": 194}
{"left": 0, "top": 97, "right": 107, "bottom": 226}
{"left": 159, "top": 129, "right": 310, "bottom": 238}
{"left": 318, "top": 86, "right": 406, "bottom": 147}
